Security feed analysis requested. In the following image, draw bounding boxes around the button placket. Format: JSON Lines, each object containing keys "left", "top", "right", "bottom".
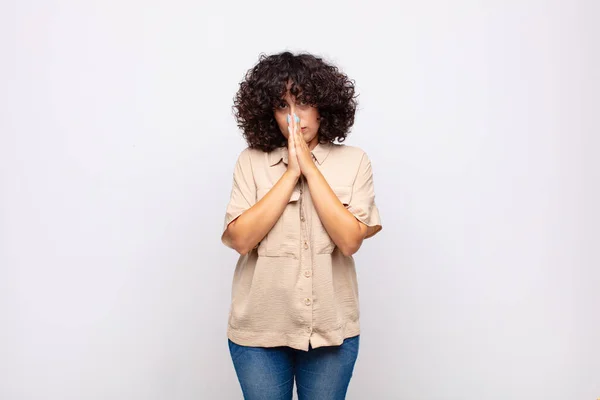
{"left": 299, "top": 178, "right": 307, "bottom": 236}
{"left": 300, "top": 177, "right": 310, "bottom": 254}
{"left": 298, "top": 176, "right": 313, "bottom": 338}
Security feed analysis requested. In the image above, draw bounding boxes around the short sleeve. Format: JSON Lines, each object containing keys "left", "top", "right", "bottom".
{"left": 347, "top": 152, "right": 382, "bottom": 239}
{"left": 221, "top": 149, "right": 256, "bottom": 248}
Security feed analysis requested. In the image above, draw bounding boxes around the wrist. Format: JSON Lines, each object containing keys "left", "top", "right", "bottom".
{"left": 302, "top": 164, "right": 320, "bottom": 181}
{"left": 283, "top": 170, "right": 301, "bottom": 182}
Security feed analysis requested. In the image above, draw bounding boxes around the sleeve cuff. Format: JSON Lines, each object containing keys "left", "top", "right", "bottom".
{"left": 347, "top": 204, "right": 382, "bottom": 239}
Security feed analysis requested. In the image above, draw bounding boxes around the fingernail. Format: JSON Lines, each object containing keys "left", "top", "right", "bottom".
{"left": 287, "top": 114, "right": 291, "bottom": 124}
{"left": 294, "top": 114, "right": 300, "bottom": 123}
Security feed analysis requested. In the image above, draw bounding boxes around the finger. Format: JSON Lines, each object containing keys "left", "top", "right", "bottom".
{"left": 290, "top": 103, "right": 296, "bottom": 125}
{"left": 293, "top": 115, "right": 299, "bottom": 137}
{"left": 289, "top": 102, "right": 298, "bottom": 131}
{"left": 287, "top": 123, "right": 294, "bottom": 149}
{"left": 289, "top": 122, "right": 297, "bottom": 150}
{"left": 295, "top": 115, "right": 301, "bottom": 136}
{"left": 295, "top": 124, "right": 304, "bottom": 146}
{"left": 288, "top": 113, "right": 296, "bottom": 136}
{"left": 294, "top": 125, "right": 301, "bottom": 146}
{"left": 291, "top": 138, "right": 297, "bottom": 157}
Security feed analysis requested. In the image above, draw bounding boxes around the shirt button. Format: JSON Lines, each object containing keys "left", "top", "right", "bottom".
{"left": 301, "top": 216, "right": 305, "bottom": 222}
{"left": 303, "top": 241, "right": 309, "bottom": 249}
{"left": 305, "top": 326, "right": 312, "bottom": 333}
{"left": 304, "top": 298, "right": 312, "bottom": 306}
{"left": 304, "top": 270, "right": 312, "bottom": 278}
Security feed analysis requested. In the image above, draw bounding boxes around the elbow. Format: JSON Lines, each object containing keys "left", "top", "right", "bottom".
{"left": 338, "top": 239, "right": 363, "bottom": 257}
{"left": 236, "top": 248, "right": 251, "bottom": 256}
{"left": 230, "top": 237, "right": 253, "bottom": 256}
{"left": 224, "top": 225, "right": 253, "bottom": 255}
{"left": 339, "top": 247, "right": 355, "bottom": 257}
{"left": 236, "top": 245, "right": 252, "bottom": 256}
{"left": 337, "top": 223, "right": 367, "bottom": 257}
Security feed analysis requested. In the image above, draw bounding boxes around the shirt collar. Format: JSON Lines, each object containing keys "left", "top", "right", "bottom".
{"left": 268, "top": 142, "right": 332, "bottom": 167}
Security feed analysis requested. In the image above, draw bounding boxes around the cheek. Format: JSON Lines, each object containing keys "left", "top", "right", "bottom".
{"left": 275, "top": 116, "right": 289, "bottom": 137}
{"left": 309, "top": 109, "right": 321, "bottom": 125}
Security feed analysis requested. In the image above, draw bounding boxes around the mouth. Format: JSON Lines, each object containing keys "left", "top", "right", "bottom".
{"left": 301, "top": 127, "right": 308, "bottom": 131}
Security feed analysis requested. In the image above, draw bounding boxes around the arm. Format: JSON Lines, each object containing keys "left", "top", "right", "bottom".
{"left": 288, "top": 115, "right": 368, "bottom": 256}
{"left": 304, "top": 169, "right": 368, "bottom": 256}
{"left": 223, "top": 170, "right": 299, "bottom": 255}
{"left": 223, "top": 127, "right": 303, "bottom": 255}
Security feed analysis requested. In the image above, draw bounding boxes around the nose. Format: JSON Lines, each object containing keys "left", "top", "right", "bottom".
{"left": 292, "top": 107, "right": 304, "bottom": 121}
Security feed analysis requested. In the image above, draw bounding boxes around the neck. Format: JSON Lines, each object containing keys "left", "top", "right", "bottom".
{"left": 307, "top": 137, "right": 319, "bottom": 151}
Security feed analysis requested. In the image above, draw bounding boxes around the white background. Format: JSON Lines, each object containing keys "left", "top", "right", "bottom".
{"left": 1, "top": 0, "right": 598, "bottom": 399}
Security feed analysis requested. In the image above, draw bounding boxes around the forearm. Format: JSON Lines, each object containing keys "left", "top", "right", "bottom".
{"left": 225, "top": 171, "right": 299, "bottom": 254}
{"left": 304, "top": 168, "right": 367, "bottom": 256}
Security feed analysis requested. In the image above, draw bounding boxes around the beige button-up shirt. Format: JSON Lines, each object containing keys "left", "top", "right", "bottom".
{"left": 221, "top": 142, "right": 382, "bottom": 351}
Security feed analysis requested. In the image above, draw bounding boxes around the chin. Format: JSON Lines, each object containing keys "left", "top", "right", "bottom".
{"left": 302, "top": 131, "right": 315, "bottom": 141}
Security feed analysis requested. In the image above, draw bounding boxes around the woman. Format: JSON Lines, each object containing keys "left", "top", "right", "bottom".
{"left": 221, "top": 51, "right": 382, "bottom": 400}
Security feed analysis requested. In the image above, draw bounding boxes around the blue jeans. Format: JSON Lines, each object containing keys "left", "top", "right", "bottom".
{"left": 228, "top": 335, "right": 360, "bottom": 400}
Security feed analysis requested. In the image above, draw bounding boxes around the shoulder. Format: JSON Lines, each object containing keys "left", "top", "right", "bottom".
{"left": 234, "top": 147, "right": 270, "bottom": 165}
{"left": 232, "top": 147, "right": 279, "bottom": 177}
{"left": 329, "top": 143, "right": 370, "bottom": 163}
{"left": 237, "top": 146, "right": 266, "bottom": 158}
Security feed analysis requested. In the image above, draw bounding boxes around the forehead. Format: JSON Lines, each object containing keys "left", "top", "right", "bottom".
{"left": 282, "top": 81, "right": 304, "bottom": 99}
{"left": 282, "top": 91, "right": 295, "bottom": 100}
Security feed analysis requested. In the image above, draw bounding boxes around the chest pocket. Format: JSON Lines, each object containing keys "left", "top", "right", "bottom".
{"left": 314, "top": 186, "right": 353, "bottom": 254}
{"left": 256, "top": 187, "right": 301, "bottom": 258}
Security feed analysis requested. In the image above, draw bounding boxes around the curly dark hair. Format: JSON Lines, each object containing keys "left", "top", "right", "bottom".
{"left": 233, "top": 51, "right": 358, "bottom": 152}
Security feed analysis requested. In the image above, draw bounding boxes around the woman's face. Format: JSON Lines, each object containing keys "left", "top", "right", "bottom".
{"left": 274, "top": 88, "right": 321, "bottom": 150}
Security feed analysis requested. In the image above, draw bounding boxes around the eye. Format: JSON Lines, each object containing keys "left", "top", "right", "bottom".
{"left": 276, "top": 102, "right": 288, "bottom": 110}
{"left": 297, "top": 98, "right": 312, "bottom": 107}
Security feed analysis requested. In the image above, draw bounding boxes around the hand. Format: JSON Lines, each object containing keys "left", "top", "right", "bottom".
{"left": 288, "top": 108, "right": 317, "bottom": 178}
{"left": 286, "top": 113, "right": 301, "bottom": 178}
